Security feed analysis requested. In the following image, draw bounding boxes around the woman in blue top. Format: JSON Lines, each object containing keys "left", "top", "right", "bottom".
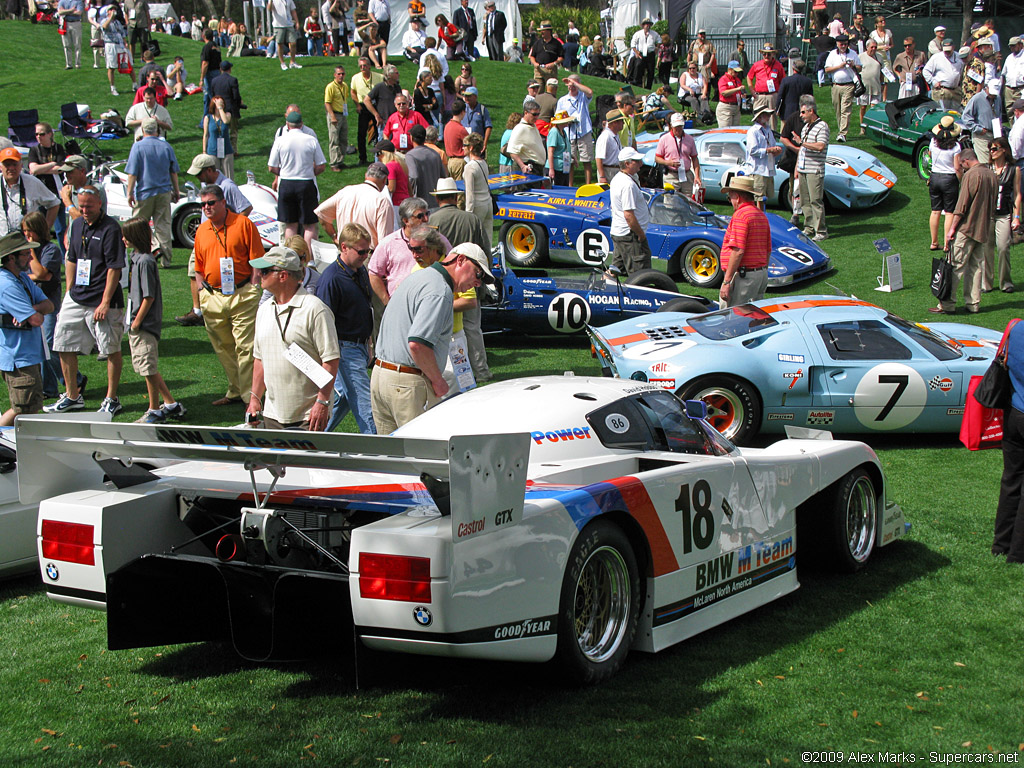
{"left": 202, "top": 95, "right": 234, "bottom": 181}
{"left": 498, "top": 111, "right": 521, "bottom": 176}
{"left": 994, "top": 320, "right": 1024, "bottom": 562}
{"left": 546, "top": 111, "right": 575, "bottom": 186}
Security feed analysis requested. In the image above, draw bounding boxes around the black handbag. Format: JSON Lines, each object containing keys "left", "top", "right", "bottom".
{"left": 975, "top": 319, "right": 1021, "bottom": 410}
{"left": 852, "top": 73, "right": 866, "bottom": 98}
{"left": 931, "top": 245, "right": 953, "bottom": 301}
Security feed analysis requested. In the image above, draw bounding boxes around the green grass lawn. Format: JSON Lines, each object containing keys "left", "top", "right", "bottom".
{"left": 2, "top": 21, "right": 1024, "bottom": 767}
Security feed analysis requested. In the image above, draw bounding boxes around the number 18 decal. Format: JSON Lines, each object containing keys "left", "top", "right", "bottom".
{"left": 677, "top": 479, "right": 714, "bottom": 554}
{"left": 853, "top": 363, "right": 927, "bottom": 430}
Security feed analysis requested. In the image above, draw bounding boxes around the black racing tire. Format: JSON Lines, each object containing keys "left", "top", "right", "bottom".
{"left": 556, "top": 519, "right": 641, "bottom": 685}
{"left": 624, "top": 268, "right": 678, "bottom": 292}
{"left": 657, "top": 296, "right": 709, "bottom": 314}
{"left": 172, "top": 202, "right": 202, "bottom": 249}
{"left": 913, "top": 139, "right": 932, "bottom": 182}
{"left": 824, "top": 468, "right": 878, "bottom": 573}
{"left": 678, "top": 239, "right": 723, "bottom": 288}
{"left": 679, "top": 375, "right": 761, "bottom": 445}
{"left": 499, "top": 221, "right": 548, "bottom": 267}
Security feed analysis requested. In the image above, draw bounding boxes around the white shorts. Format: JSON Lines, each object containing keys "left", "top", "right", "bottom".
{"left": 104, "top": 42, "right": 125, "bottom": 69}
{"left": 571, "top": 134, "right": 595, "bottom": 163}
{"left": 52, "top": 294, "right": 125, "bottom": 356}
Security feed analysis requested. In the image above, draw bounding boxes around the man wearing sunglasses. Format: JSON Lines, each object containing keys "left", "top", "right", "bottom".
{"left": 314, "top": 222, "right": 376, "bottom": 433}
{"left": 192, "top": 184, "right": 263, "bottom": 407}
{"left": 248, "top": 246, "right": 339, "bottom": 432}
{"left": 370, "top": 237, "right": 493, "bottom": 433}
{"left": 368, "top": 197, "right": 451, "bottom": 310}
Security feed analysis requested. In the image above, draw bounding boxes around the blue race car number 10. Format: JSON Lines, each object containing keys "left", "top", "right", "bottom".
{"left": 548, "top": 293, "right": 592, "bottom": 332}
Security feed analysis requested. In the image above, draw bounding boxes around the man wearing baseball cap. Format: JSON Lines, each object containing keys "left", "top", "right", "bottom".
{"left": 0, "top": 147, "right": 60, "bottom": 238}
{"left": 824, "top": 33, "right": 861, "bottom": 143}
{"left": 247, "top": 246, "right": 339, "bottom": 431}
{"left": 923, "top": 39, "right": 964, "bottom": 110}
{"left": 717, "top": 60, "right": 746, "bottom": 127}
{"left": 0, "top": 231, "right": 53, "bottom": 425}
{"left": 928, "top": 26, "right": 946, "bottom": 58}
{"left": 609, "top": 147, "right": 651, "bottom": 276}
{"left": 596, "top": 108, "right": 624, "bottom": 184}
{"left": 718, "top": 175, "right": 770, "bottom": 307}
{"left": 461, "top": 87, "right": 492, "bottom": 148}
{"left": 655, "top": 113, "right": 701, "bottom": 197}
{"left": 1004, "top": 37, "right": 1024, "bottom": 112}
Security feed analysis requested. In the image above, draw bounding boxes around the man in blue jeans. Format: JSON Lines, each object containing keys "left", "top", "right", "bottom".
{"left": 314, "top": 221, "right": 376, "bottom": 433}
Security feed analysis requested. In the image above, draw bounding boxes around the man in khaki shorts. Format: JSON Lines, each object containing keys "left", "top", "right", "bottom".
{"left": 743, "top": 106, "right": 781, "bottom": 209}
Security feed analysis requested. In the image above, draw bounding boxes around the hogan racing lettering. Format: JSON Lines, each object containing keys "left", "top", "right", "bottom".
{"left": 531, "top": 426, "right": 592, "bottom": 444}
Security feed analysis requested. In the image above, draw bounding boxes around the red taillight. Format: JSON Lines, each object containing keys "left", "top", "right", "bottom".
{"left": 358, "top": 553, "right": 431, "bottom": 602}
{"left": 41, "top": 520, "right": 95, "bottom": 565}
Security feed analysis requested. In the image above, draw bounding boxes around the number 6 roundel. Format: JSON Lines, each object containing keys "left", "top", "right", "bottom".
{"left": 852, "top": 363, "right": 927, "bottom": 430}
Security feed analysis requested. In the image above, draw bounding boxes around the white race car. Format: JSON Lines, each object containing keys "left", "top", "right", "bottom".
{"left": 94, "top": 162, "right": 282, "bottom": 249}
{"left": 24, "top": 376, "right": 909, "bottom": 683}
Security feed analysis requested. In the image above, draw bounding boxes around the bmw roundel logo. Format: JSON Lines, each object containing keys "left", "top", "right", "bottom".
{"left": 45, "top": 562, "right": 59, "bottom": 581}
{"left": 413, "top": 606, "right": 432, "bottom": 626}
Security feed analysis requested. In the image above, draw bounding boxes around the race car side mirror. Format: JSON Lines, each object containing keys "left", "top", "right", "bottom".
{"left": 684, "top": 399, "right": 708, "bottom": 420}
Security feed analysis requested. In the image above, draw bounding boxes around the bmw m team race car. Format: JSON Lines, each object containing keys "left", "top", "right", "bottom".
{"left": 494, "top": 184, "right": 831, "bottom": 289}
{"left": 861, "top": 94, "right": 963, "bottom": 180}
{"left": 25, "top": 376, "right": 908, "bottom": 683}
{"left": 481, "top": 249, "right": 712, "bottom": 335}
{"left": 94, "top": 162, "right": 282, "bottom": 249}
{"left": 637, "top": 127, "right": 898, "bottom": 210}
{"left": 590, "top": 296, "right": 1002, "bottom": 444}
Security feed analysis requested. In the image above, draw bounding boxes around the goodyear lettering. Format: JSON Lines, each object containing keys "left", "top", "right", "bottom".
{"left": 493, "top": 618, "right": 553, "bottom": 639}
{"left": 494, "top": 508, "right": 513, "bottom": 526}
{"left": 456, "top": 518, "right": 485, "bottom": 538}
{"left": 530, "top": 426, "right": 592, "bottom": 444}
{"left": 505, "top": 209, "right": 536, "bottom": 220}
{"left": 736, "top": 537, "right": 794, "bottom": 573}
{"left": 695, "top": 552, "right": 735, "bottom": 590}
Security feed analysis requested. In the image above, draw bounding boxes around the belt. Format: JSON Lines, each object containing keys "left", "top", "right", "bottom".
{"left": 338, "top": 335, "right": 369, "bottom": 344}
{"left": 604, "top": 163, "right": 620, "bottom": 168}
{"left": 374, "top": 359, "right": 422, "bottom": 375}
{"left": 833, "top": 81, "right": 855, "bottom": 86}
{"left": 202, "top": 277, "right": 251, "bottom": 294}
{"left": 738, "top": 266, "right": 767, "bottom": 276}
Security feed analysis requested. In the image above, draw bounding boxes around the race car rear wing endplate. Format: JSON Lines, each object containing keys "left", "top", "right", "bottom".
{"left": 16, "top": 417, "right": 531, "bottom": 541}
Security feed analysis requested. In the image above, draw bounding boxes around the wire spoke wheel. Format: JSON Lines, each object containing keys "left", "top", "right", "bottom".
{"left": 844, "top": 474, "right": 877, "bottom": 566}
{"left": 572, "top": 545, "right": 630, "bottom": 663}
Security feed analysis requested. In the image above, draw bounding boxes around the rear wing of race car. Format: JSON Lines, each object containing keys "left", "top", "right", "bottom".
{"left": 16, "top": 417, "right": 531, "bottom": 542}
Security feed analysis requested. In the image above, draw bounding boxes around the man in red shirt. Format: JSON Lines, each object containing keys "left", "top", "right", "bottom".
{"left": 716, "top": 60, "right": 746, "bottom": 127}
{"left": 719, "top": 175, "right": 771, "bottom": 307}
{"left": 444, "top": 99, "right": 469, "bottom": 189}
{"left": 133, "top": 70, "right": 169, "bottom": 106}
{"left": 383, "top": 94, "right": 430, "bottom": 152}
{"left": 746, "top": 44, "right": 786, "bottom": 131}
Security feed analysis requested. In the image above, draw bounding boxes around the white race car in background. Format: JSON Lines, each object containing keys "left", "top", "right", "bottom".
{"left": 24, "top": 376, "right": 909, "bottom": 683}
{"left": 93, "top": 162, "right": 282, "bottom": 250}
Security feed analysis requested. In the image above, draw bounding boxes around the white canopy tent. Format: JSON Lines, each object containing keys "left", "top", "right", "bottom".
{"left": 386, "top": 0, "right": 523, "bottom": 60}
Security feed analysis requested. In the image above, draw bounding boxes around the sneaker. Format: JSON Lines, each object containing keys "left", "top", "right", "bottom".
{"left": 175, "top": 310, "right": 204, "bottom": 327}
{"left": 160, "top": 401, "right": 188, "bottom": 419}
{"left": 137, "top": 408, "right": 167, "bottom": 424}
{"left": 836, "top": 134, "right": 846, "bottom": 143}
{"left": 812, "top": 233, "right": 828, "bottom": 242}
{"left": 281, "top": 63, "right": 289, "bottom": 70}
{"left": 289, "top": 61, "right": 303, "bottom": 69}
{"left": 110, "top": 86, "right": 119, "bottom": 96}
{"left": 44, "top": 393, "right": 85, "bottom": 413}
{"left": 98, "top": 397, "right": 123, "bottom": 416}
{"left": 173, "top": 93, "right": 183, "bottom": 101}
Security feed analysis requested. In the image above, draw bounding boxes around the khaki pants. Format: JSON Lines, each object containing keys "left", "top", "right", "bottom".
{"left": 983, "top": 213, "right": 1013, "bottom": 292}
{"left": 62, "top": 21, "right": 82, "bottom": 67}
{"left": 972, "top": 131, "right": 993, "bottom": 164}
{"left": 533, "top": 63, "right": 557, "bottom": 83}
{"left": 799, "top": 172, "right": 826, "bottom": 237}
{"left": 447, "top": 156, "right": 466, "bottom": 207}
{"left": 831, "top": 83, "right": 855, "bottom": 138}
{"left": 722, "top": 267, "right": 768, "bottom": 307}
{"left": 370, "top": 363, "right": 439, "bottom": 435}
{"left": 940, "top": 231, "right": 985, "bottom": 312}
{"left": 328, "top": 114, "right": 349, "bottom": 166}
{"left": 932, "top": 86, "right": 962, "bottom": 111}
{"left": 715, "top": 102, "right": 739, "bottom": 127}
{"left": 461, "top": 305, "right": 490, "bottom": 381}
{"left": 198, "top": 281, "right": 259, "bottom": 401}
{"left": 133, "top": 191, "right": 173, "bottom": 259}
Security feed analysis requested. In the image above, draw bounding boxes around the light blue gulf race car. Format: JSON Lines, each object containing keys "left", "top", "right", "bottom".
{"left": 637, "top": 127, "right": 898, "bottom": 210}
{"left": 494, "top": 182, "right": 831, "bottom": 289}
{"left": 589, "top": 296, "right": 1003, "bottom": 445}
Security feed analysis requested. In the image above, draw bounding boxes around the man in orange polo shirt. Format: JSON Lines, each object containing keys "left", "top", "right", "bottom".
{"left": 718, "top": 175, "right": 771, "bottom": 308}
{"left": 193, "top": 184, "right": 263, "bottom": 406}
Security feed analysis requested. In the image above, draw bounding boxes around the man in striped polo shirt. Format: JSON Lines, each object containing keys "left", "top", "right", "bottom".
{"left": 790, "top": 95, "right": 830, "bottom": 241}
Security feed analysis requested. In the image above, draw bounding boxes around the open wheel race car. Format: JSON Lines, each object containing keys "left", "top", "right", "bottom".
{"left": 589, "top": 296, "right": 1002, "bottom": 445}
{"left": 861, "top": 94, "right": 964, "bottom": 181}
{"left": 26, "top": 376, "right": 907, "bottom": 684}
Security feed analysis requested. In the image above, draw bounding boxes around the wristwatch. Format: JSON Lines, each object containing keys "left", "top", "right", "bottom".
{"left": 315, "top": 398, "right": 330, "bottom": 407}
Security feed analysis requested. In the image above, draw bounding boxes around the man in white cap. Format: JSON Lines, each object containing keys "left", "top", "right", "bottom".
{"left": 596, "top": 109, "right": 624, "bottom": 185}
{"left": 928, "top": 26, "right": 946, "bottom": 58}
{"left": 716, "top": 60, "right": 746, "bottom": 128}
{"left": 743, "top": 106, "right": 782, "bottom": 210}
{"left": 370, "top": 239, "right": 492, "bottom": 433}
{"left": 923, "top": 40, "right": 963, "bottom": 110}
{"left": 718, "top": 175, "right": 771, "bottom": 308}
{"left": 962, "top": 79, "right": 1002, "bottom": 163}
{"left": 1003, "top": 37, "right": 1024, "bottom": 112}
{"left": 655, "top": 114, "right": 701, "bottom": 196}
{"left": 630, "top": 17, "right": 657, "bottom": 90}
{"left": 824, "top": 33, "right": 861, "bottom": 143}
{"left": 268, "top": 109, "right": 326, "bottom": 252}
{"left": 247, "top": 246, "right": 339, "bottom": 431}
{"left": 609, "top": 147, "right": 650, "bottom": 276}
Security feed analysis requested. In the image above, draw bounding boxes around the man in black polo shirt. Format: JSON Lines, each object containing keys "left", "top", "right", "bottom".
{"left": 529, "top": 20, "right": 563, "bottom": 84}
{"left": 314, "top": 221, "right": 376, "bottom": 434}
{"left": 46, "top": 185, "right": 126, "bottom": 415}
{"left": 363, "top": 65, "right": 402, "bottom": 142}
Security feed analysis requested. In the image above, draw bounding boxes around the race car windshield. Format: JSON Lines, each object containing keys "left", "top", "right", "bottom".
{"left": 647, "top": 193, "right": 725, "bottom": 229}
{"left": 884, "top": 313, "right": 962, "bottom": 360}
{"left": 687, "top": 305, "right": 778, "bottom": 340}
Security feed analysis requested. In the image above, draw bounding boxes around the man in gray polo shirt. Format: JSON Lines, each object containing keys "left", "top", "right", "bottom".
{"left": 370, "top": 242, "right": 493, "bottom": 433}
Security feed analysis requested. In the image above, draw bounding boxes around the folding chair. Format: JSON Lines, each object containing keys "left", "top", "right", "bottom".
{"left": 59, "top": 102, "right": 121, "bottom": 161}
{"left": 7, "top": 109, "right": 39, "bottom": 148}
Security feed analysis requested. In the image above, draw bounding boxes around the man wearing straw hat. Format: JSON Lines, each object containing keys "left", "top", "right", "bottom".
{"left": 718, "top": 175, "right": 771, "bottom": 308}
{"left": 743, "top": 106, "right": 782, "bottom": 210}
{"left": 746, "top": 43, "right": 785, "bottom": 132}
{"left": 655, "top": 113, "right": 701, "bottom": 197}
{"left": 529, "top": 20, "right": 564, "bottom": 84}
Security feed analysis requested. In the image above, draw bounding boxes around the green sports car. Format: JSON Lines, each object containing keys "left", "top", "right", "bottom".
{"left": 862, "top": 94, "right": 964, "bottom": 180}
